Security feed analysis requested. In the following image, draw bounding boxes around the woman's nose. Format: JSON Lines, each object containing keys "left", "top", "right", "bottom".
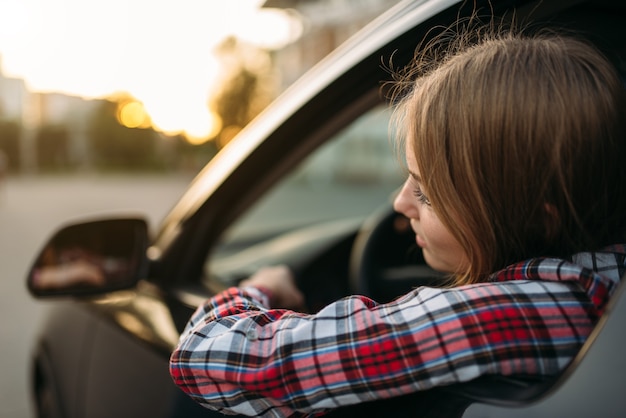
{"left": 393, "top": 181, "right": 418, "bottom": 219}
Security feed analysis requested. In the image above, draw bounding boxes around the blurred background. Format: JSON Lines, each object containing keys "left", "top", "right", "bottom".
{"left": 0, "top": 0, "right": 400, "bottom": 416}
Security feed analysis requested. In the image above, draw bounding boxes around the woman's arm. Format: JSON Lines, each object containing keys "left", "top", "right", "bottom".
{"left": 169, "top": 274, "right": 595, "bottom": 418}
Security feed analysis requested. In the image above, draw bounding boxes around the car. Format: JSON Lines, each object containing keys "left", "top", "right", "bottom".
{"left": 26, "top": 0, "right": 626, "bottom": 417}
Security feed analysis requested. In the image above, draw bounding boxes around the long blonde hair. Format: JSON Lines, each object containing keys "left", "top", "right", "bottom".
{"left": 393, "top": 29, "right": 626, "bottom": 285}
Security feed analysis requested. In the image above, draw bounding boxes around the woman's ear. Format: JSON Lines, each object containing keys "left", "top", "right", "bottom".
{"left": 543, "top": 203, "right": 561, "bottom": 241}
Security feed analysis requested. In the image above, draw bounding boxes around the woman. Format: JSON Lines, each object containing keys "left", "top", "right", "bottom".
{"left": 169, "top": 28, "right": 626, "bottom": 417}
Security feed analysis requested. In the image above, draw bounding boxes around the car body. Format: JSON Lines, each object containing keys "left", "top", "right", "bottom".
{"left": 27, "top": 0, "right": 626, "bottom": 417}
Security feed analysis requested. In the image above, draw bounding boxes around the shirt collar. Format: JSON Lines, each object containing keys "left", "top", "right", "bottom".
{"left": 490, "top": 244, "right": 626, "bottom": 315}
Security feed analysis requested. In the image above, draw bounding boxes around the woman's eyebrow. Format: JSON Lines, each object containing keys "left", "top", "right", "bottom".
{"left": 409, "top": 170, "right": 422, "bottom": 182}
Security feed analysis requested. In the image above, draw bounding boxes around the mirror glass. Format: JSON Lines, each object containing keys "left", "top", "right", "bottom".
{"left": 27, "top": 218, "right": 149, "bottom": 297}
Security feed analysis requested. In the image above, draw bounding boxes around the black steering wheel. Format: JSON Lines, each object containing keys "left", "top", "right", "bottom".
{"left": 349, "top": 205, "right": 445, "bottom": 302}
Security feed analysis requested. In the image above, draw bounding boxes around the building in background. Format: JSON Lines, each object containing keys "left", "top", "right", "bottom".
{"left": 0, "top": 64, "right": 108, "bottom": 174}
{"left": 0, "top": 66, "right": 176, "bottom": 175}
{"left": 0, "top": 64, "right": 27, "bottom": 173}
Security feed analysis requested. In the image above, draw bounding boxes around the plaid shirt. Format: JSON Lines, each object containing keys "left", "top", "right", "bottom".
{"left": 170, "top": 246, "right": 625, "bottom": 417}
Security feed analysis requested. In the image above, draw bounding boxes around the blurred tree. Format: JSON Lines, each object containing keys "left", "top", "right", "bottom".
{"left": 36, "top": 124, "right": 71, "bottom": 172}
{"left": 88, "top": 98, "right": 162, "bottom": 171}
{"left": 171, "top": 133, "right": 219, "bottom": 173}
{"left": 212, "top": 37, "right": 276, "bottom": 148}
{"left": 0, "top": 120, "right": 20, "bottom": 172}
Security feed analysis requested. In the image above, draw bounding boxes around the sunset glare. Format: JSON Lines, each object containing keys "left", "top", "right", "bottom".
{"left": 0, "top": 0, "right": 301, "bottom": 143}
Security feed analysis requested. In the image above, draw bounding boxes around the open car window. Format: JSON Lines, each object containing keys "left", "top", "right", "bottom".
{"left": 214, "top": 104, "right": 403, "bottom": 256}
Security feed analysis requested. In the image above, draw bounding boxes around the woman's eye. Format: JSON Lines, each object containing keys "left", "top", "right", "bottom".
{"left": 413, "top": 187, "right": 431, "bottom": 206}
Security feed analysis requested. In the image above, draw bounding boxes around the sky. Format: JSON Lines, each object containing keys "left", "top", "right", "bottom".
{"left": 0, "top": 0, "right": 301, "bottom": 141}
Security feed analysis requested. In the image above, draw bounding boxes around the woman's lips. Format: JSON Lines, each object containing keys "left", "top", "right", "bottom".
{"left": 408, "top": 220, "right": 425, "bottom": 247}
{"left": 410, "top": 220, "right": 426, "bottom": 248}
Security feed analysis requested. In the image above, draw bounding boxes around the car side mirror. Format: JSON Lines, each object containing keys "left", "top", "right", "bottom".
{"left": 27, "top": 218, "right": 150, "bottom": 298}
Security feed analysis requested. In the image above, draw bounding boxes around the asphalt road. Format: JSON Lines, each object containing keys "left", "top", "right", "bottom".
{"left": 0, "top": 173, "right": 193, "bottom": 418}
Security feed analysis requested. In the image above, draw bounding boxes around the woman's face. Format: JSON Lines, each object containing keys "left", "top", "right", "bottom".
{"left": 393, "top": 141, "right": 470, "bottom": 274}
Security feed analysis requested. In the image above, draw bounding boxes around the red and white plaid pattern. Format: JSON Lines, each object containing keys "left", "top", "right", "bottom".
{"left": 170, "top": 246, "right": 625, "bottom": 417}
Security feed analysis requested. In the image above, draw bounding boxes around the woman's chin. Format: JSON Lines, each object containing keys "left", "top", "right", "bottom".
{"left": 422, "top": 250, "right": 452, "bottom": 274}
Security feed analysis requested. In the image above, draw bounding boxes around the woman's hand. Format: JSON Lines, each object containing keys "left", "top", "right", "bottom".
{"left": 239, "top": 265, "right": 306, "bottom": 310}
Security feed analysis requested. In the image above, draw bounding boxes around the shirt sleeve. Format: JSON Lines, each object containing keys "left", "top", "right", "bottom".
{"left": 169, "top": 280, "right": 597, "bottom": 417}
